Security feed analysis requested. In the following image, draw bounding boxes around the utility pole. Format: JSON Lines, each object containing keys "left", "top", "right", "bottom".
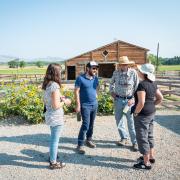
{"left": 156, "top": 42, "right": 159, "bottom": 72}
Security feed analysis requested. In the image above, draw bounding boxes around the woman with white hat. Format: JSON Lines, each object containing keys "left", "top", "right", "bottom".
{"left": 132, "top": 63, "right": 163, "bottom": 170}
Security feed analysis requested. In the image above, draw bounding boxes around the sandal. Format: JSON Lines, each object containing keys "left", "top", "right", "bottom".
{"left": 49, "top": 162, "right": 66, "bottom": 170}
{"left": 137, "top": 156, "right": 155, "bottom": 164}
{"left": 133, "top": 161, "right": 151, "bottom": 170}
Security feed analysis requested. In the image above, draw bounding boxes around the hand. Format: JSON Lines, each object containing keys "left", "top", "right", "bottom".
{"left": 111, "top": 92, "right": 116, "bottom": 99}
{"left": 128, "top": 98, "right": 135, "bottom": 106}
{"left": 63, "top": 98, "right": 71, "bottom": 107}
{"left": 75, "top": 105, "right": 81, "bottom": 113}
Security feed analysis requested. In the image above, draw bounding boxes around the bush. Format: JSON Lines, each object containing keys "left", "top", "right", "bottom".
{"left": 0, "top": 81, "right": 44, "bottom": 124}
{"left": 98, "top": 91, "right": 114, "bottom": 115}
{"left": 0, "top": 82, "right": 114, "bottom": 124}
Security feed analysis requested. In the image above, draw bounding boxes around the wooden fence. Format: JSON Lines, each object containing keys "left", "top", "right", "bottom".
{"left": 0, "top": 72, "right": 180, "bottom": 97}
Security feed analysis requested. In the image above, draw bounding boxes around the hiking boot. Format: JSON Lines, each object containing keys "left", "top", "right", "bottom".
{"left": 133, "top": 161, "right": 151, "bottom": 170}
{"left": 76, "top": 146, "right": 85, "bottom": 154}
{"left": 132, "top": 144, "right": 138, "bottom": 152}
{"left": 86, "top": 140, "right": 96, "bottom": 148}
{"left": 116, "top": 139, "right": 128, "bottom": 146}
{"left": 137, "top": 156, "right": 155, "bottom": 164}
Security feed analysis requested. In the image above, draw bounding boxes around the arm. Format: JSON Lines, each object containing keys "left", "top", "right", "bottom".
{"left": 154, "top": 89, "right": 163, "bottom": 105}
{"left": 134, "top": 91, "right": 146, "bottom": 114}
{"left": 74, "top": 87, "right": 81, "bottom": 112}
{"left": 109, "top": 72, "right": 116, "bottom": 98}
{"left": 128, "top": 70, "right": 139, "bottom": 106}
{"left": 133, "top": 70, "right": 139, "bottom": 93}
{"left": 51, "top": 89, "right": 64, "bottom": 110}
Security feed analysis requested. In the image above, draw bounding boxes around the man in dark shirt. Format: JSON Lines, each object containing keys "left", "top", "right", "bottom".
{"left": 74, "top": 61, "right": 99, "bottom": 154}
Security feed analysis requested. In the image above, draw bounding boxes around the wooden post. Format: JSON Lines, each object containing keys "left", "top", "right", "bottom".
{"left": 156, "top": 42, "right": 159, "bottom": 72}
{"left": 169, "top": 83, "right": 171, "bottom": 97}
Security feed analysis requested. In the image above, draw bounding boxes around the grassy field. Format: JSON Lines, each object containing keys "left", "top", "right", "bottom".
{"left": 0, "top": 67, "right": 46, "bottom": 74}
{"left": 158, "top": 65, "right": 180, "bottom": 71}
{"left": 0, "top": 65, "right": 180, "bottom": 75}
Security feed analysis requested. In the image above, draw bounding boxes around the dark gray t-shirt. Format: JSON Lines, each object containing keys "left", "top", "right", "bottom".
{"left": 134, "top": 80, "right": 157, "bottom": 115}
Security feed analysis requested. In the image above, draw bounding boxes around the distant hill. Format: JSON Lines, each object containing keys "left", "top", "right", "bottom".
{"left": 0, "top": 55, "right": 17, "bottom": 62}
{"left": 0, "top": 55, "right": 65, "bottom": 64}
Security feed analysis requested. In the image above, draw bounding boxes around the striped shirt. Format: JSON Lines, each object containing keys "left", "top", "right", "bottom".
{"left": 110, "top": 68, "right": 139, "bottom": 97}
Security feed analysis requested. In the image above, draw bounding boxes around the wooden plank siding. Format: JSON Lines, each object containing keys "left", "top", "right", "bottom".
{"left": 65, "top": 40, "right": 149, "bottom": 80}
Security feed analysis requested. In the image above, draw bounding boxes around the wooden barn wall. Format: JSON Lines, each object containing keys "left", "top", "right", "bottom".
{"left": 65, "top": 42, "right": 148, "bottom": 79}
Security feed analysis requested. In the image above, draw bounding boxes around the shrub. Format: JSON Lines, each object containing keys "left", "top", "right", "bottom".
{"left": 0, "top": 81, "right": 44, "bottom": 124}
{"left": 0, "top": 81, "right": 114, "bottom": 124}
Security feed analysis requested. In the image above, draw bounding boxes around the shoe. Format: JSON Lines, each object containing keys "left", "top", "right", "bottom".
{"left": 76, "top": 145, "right": 85, "bottom": 154}
{"left": 116, "top": 139, "right": 128, "bottom": 146}
{"left": 137, "top": 156, "right": 155, "bottom": 164}
{"left": 86, "top": 140, "right": 96, "bottom": 148}
{"left": 49, "top": 161, "right": 66, "bottom": 170}
{"left": 133, "top": 161, "right": 151, "bottom": 170}
{"left": 132, "top": 144, "right": 138, "bottom": 152}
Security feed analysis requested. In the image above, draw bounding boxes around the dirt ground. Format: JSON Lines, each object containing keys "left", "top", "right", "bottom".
{"left": 0, "top": 109, "right": 180, "bottom": 180}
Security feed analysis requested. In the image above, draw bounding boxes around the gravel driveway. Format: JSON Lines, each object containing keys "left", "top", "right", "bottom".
{"left": 0, "top": 110, "right": 180, "bottom": 180}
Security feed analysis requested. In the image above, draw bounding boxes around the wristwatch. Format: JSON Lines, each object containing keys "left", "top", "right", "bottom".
{"left": 133, "top": 113, "right": 138, "bottom": 117}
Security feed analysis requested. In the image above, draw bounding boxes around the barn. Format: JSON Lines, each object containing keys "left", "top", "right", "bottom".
{"left": 65, "top": 40, "right": 149, "bottom": 80}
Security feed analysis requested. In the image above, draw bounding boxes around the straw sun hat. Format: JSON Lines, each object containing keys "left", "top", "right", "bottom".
{"left": 118, "top": 56, "right": 135, "bottom": 65}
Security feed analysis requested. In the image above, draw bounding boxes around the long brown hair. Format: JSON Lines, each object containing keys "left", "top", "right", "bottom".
{"left": 42, "top": 63, "right": 62, "bottom": 90}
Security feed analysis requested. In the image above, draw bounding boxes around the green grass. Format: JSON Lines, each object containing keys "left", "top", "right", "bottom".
{"left": 158, "top": 65, "right": 180, "bottom": 71}
{"left": 163, "top": 95, "right": 180, "bottom": 101}
{"left": 0, "top": 68, "right": 46, "bottom": 74}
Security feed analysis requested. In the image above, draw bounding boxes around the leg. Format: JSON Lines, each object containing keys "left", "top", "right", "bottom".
{"left": 78, "top": 105, "right": 90, "bottom": 146}
{"left": 134, "top": 115, "right": 150, "bottom": 157}
{"left": 86, "top": 104, "right": 98, "bottom": 140}
{"left": 114, "top": 99, "right": 128, "bottom": 140}
{"left": 148, "top": 115, "right": 155, "bottom": 159}
{"left": 49, "top": 125, "right": 64, "bottom": 163}
{"left": 126, "top": 110, "right": 137, "bottom": 145}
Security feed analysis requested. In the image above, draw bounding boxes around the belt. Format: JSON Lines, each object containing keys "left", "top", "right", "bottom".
{"left": 116, "top": 95, "right": 133, "bottom": 100}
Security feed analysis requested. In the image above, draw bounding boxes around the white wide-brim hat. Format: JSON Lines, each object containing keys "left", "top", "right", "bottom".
{"left": 118, "top": 56, "right": 135, "bottom": 65}
{"left": 138, "top": 63, "right": 155, "bottom": 81}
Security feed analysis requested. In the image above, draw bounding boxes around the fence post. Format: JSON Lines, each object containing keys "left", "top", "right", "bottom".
{"left": 169, "top": 83, "right": 171, "bottom": 97}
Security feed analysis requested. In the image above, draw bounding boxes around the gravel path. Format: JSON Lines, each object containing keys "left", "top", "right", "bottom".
{"left": 0, "top": 110, "right": 180, "bottom": 180}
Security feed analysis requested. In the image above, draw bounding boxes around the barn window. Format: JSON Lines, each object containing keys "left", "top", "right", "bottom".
{"left": 102, "top": 50, "right": 109, "bottom": 57}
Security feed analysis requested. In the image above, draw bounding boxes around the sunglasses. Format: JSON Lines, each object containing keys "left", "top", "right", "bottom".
{"left": 92, "top": 67, "right": 98, "bottom": 70}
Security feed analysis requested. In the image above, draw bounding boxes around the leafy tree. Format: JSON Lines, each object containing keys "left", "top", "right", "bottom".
{"left": 161, "top": 56, "right": 180, "bottom": 65}
{"left": 8, "top": 59, "right": 19, "bottom": 68}
{"left": 19, "top": 61, "right": 26, "bottom": 68}
{"left": 36, "top": 61, "right": 44, "bottom": 68}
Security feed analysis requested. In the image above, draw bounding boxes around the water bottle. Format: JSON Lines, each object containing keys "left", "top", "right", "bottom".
{"left": 77, "top": 112, "right": 81, "bottom": 121}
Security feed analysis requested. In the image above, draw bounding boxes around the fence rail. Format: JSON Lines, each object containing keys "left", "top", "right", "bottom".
{"left": 0, "top": 72, "right": 180, "bottom": 97}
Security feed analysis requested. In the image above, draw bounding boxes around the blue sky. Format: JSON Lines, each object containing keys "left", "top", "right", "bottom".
{"left": 0, "top": 0, "right": 180, "bottom": 59}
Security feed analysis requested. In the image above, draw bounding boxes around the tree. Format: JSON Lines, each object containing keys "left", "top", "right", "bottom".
{"left": 8, "top": 59, "right": 19, "bottom": 68}
{"left": 19, "top": 61, "right": 26, "bottom": 68}
{"left": 147, "top": 54, "right": 162, "bottom": 66}
{"left": 36, "top": 61, "right": 43, "bottom": 68}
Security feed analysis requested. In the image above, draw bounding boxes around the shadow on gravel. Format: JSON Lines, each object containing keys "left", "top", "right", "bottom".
{"left": 0, "top": 135, "right": 134, "bottom": 169}
{"left": 0, "top": 134, "right": 133, "bottom": 150}
{"left": 0, "top": 151, "right": 47, "bottom": 169}
{"left": 0, "top": 149, "right": 133, "bottom": 169}
{"left": 155, "top": 114, "right": 180, "bottom": 135}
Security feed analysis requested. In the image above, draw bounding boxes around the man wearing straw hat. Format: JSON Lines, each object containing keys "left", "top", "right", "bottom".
{"left": 110, "top": 56, "right": 139, "bottom": 151}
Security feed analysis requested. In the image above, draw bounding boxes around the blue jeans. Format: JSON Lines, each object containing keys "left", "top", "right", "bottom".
{"left": 50, "top": 125, "right": 64, "bottom": 162}
{"left": 114, "top": 98, "right": 136, "bottom": 144}
{"left": 78, "top": 104, "right": 98, "bottom": 146}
